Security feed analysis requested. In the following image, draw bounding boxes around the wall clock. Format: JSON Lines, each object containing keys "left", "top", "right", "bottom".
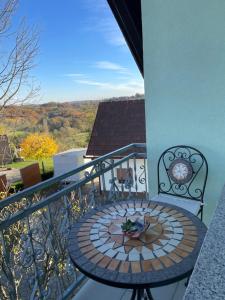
{"left": 168, "top": 158, "right": 193, "bottom": 184}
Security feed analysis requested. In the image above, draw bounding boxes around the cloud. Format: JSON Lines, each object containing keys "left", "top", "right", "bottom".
{"left": 75, "top": 78, "right": 144, "bottom": 93}
{"left": 82, "top": 0, "right": 126, "bottom": 48}
{"left": 95, "top": 61, "right": 128, "bottom": 72}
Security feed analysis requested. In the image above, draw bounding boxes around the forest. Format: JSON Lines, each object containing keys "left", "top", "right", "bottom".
{"left": 0, "top": 101, "right": 99, "bottom": 152}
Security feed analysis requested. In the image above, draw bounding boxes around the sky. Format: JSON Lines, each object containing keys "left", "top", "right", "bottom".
{"left": 15, "top": 0, "right": 144, "bottom": 102}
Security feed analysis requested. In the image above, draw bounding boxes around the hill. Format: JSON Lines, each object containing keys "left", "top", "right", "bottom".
{"left": 0, "top": 94, "right": 144, "bottom": 153}
{"left": 0, "top": 101, "right": 99, "bottom": 152}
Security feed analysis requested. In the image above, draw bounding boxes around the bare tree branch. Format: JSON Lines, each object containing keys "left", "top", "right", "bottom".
{"left": 0, "top": 0, "right": 39, "bottom": 111}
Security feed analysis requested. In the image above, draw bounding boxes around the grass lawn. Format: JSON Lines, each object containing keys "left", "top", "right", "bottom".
{"left": 6, "top": 158, "right": 54, "bottom": 175}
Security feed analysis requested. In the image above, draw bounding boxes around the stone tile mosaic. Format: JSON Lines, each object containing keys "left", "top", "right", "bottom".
{"left": 75, "top": 202, "right": 200, "bottom": 276}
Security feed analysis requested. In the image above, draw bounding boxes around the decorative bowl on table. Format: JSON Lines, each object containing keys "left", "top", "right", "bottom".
{"left": 121, "top": 219, "right": 146, "bottom": 239}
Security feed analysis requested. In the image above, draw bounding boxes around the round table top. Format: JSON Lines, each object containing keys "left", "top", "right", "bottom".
{"left": 68, "top": 200, "right": 207, "bottom": 289}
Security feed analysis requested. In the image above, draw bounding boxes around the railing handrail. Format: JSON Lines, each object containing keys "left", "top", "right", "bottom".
{"left": 0, "top": 143, "right": 146, "bottom": 209}
{"left": 0, "top": 143, "right": 148, "bottom": 300}
{"left": 0, "top": 153, "right": 137, "bottom": 230}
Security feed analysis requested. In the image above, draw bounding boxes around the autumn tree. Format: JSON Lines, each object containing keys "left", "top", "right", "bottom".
{"left": 0, "top": 0, "right": 39, "bottom": 111}
{"left": 21, "top": 133, "right": 58, "bottom": 172}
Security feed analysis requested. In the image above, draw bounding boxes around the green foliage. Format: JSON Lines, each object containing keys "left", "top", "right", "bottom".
{"left": 0, "top": 101, "right": 98, "bottom": 152}
{"left": 6, "top": 158, "right": 54, "bottom": 174}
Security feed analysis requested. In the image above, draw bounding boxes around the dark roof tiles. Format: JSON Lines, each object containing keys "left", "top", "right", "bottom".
{"left": 86, "top": 100, "right": 146, "bottom": 157}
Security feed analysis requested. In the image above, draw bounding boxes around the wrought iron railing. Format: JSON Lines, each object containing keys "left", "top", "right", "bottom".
{"left": 0, "top": 143, "right": 147, "bottom": 300}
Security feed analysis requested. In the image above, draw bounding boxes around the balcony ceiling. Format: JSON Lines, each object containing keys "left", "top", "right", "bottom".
{"left": 107, "top": 0, "right": 143, "bottom": 76}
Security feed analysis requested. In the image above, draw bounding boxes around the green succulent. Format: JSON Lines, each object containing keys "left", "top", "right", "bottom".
{"left": 121, "top": 219, "right": 138, "bottom": 232}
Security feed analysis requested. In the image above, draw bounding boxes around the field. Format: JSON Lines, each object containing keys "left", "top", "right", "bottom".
{"left": 6, "top": 158, "right": 54, "bottom": 174}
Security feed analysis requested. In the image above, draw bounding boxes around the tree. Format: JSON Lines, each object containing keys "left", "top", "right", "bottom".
{"left": 20, "top": 134, "right": 58, "bottom": 169}
{"left": 0, "top": 0, "right": 39, "bottom": 111}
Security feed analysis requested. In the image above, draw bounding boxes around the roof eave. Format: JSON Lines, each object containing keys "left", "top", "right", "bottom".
{"left": 107, "top": 0, "right": 143, "bottom": 77}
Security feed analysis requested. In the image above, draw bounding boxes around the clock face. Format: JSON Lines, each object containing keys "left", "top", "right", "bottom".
{"left": 172, "top": 163, "right": 188, "bottom": 180}
{"left": 168, "top": 159, "right": 193, "bottom": 184}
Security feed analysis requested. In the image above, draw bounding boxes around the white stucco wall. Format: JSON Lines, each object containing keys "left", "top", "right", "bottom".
{"left": 141, "top": 0, "right": 225, "bottom": 223}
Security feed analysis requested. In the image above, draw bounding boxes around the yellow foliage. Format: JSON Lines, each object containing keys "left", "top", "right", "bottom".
{"left": 0, "top": 125, "right": 7, "bottom": 135}
{"left": 21, "top": 133, "right": 58, "bottom": 160}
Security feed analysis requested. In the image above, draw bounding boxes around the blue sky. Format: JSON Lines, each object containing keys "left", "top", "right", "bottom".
{"left": 16, "top": 0, "right": 144, "bottom": 102}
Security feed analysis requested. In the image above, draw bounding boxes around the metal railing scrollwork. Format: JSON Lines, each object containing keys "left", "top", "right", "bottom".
{"left": 0, "top": 143, "right": 147, "bottom": 300}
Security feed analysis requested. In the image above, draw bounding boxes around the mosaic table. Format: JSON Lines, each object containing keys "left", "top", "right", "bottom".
{"left": 69, "top": 201, "right": 207, "bottom": 300}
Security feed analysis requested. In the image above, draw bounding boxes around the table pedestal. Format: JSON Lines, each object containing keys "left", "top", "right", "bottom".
{"left": 131, "top": 288, "right": 154, "bottom": 300}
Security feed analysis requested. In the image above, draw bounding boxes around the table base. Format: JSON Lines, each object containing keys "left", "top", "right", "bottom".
{"left": 131, "top": 288, "right": 154, "bottom": 300}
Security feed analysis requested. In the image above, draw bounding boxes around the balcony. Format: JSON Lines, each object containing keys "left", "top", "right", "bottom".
{"left": 0, "top": 144, "right": 220, "bottom": 299}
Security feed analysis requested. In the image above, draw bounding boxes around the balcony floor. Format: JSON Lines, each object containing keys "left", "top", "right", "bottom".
{"left": 73, "top": 278, "right": 186, "bottom": 300}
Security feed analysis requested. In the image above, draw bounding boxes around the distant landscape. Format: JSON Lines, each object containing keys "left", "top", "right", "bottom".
{"left": 0, "top": 101, "right": 98, "bottom": 152}
{"left": 0, "top": 94, "right": 144, "bottom": 152}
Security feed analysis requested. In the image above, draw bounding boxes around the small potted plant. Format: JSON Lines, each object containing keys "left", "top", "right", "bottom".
{"left": 121, "top": 219, "right": 145, "bottom": 238}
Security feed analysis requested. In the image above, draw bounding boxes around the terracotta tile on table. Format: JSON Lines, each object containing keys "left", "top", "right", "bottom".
{"left": 167, "top": 210, "right": 178, "bottom": 216}
{"left": 77, "top": 231, "right": 89, "bottom": 237}
{"left": 182, "top": 239, "right": 196, "bottom": 247}
{"left": 79, "top": 227, "right": 91, "bottom": 232}
{"left": 183, "top": 230, "right": 197, "bottom": 236}
{"left": 81, "top": 245, "right": 95, "bottom": 254}
{"left": 81, "top": 223, "right": 93, "bottom": 228}
{"left": 181, "top": 221, "right": 193, "bottom": 226}
{"left": 176, "top": 216, "right": 189, "bottom": 222}
{"left": 151, "top": 259, "right": 163, "bottom": 271}
{"left": 85, "top": 249, "right": 99, "bottom": 259}
{"left": 126, "top": 239, "right": 142, "bottom": 247}
{"left": 78, "top": 240, "right": 92, "bottom": 248}
{"left": 98, "top": 256, "right": 112, "bottom": 268}
{"left": 111, "top": 235, "right": 123, "bottom": 243}
{"left": 168, "top": 252, "right": 183, "bottom": 263}
{"left": 131, "top": 261, "right": 141, "bottom": 273}
{"left": 172, "top": 213, "right": 184, "bottom": 218}
{"left": 174, "top": 248, "right": 189, "bottom": 258}
{"left": 183, "top": 235, "right": 198, "bottom": 242}
{"left": 119, "top": 261, "right": 130, "bottom": 273}
{"left": 183, "top": 225, "right": 196, "bottom": 230}
{"left": 141, "top": 260, "right": 152, "bottom": 272}
{"left": 107, "top": 259, "right": 120, "bottom": 271}
{"left": 159, "top": 256, "right": 174, "bottom": 268}
{"left": 145, "top": 244, "right": 153, "bottom": 251}
{"left": 91, "top": 253, "right": 105, "bottom": 264}
{"left": 125, "top": 245, "right": 132, "bottom": 253}
{"left": 78, "top": 236, "right": 90, "bottom": 242}
{"left": 177, "top": 243, "right": 194, "bottom": 253}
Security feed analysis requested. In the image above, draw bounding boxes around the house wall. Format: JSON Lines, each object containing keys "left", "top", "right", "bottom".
{"left": 141, "top": 0, "right": 225, "bottom": 223}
